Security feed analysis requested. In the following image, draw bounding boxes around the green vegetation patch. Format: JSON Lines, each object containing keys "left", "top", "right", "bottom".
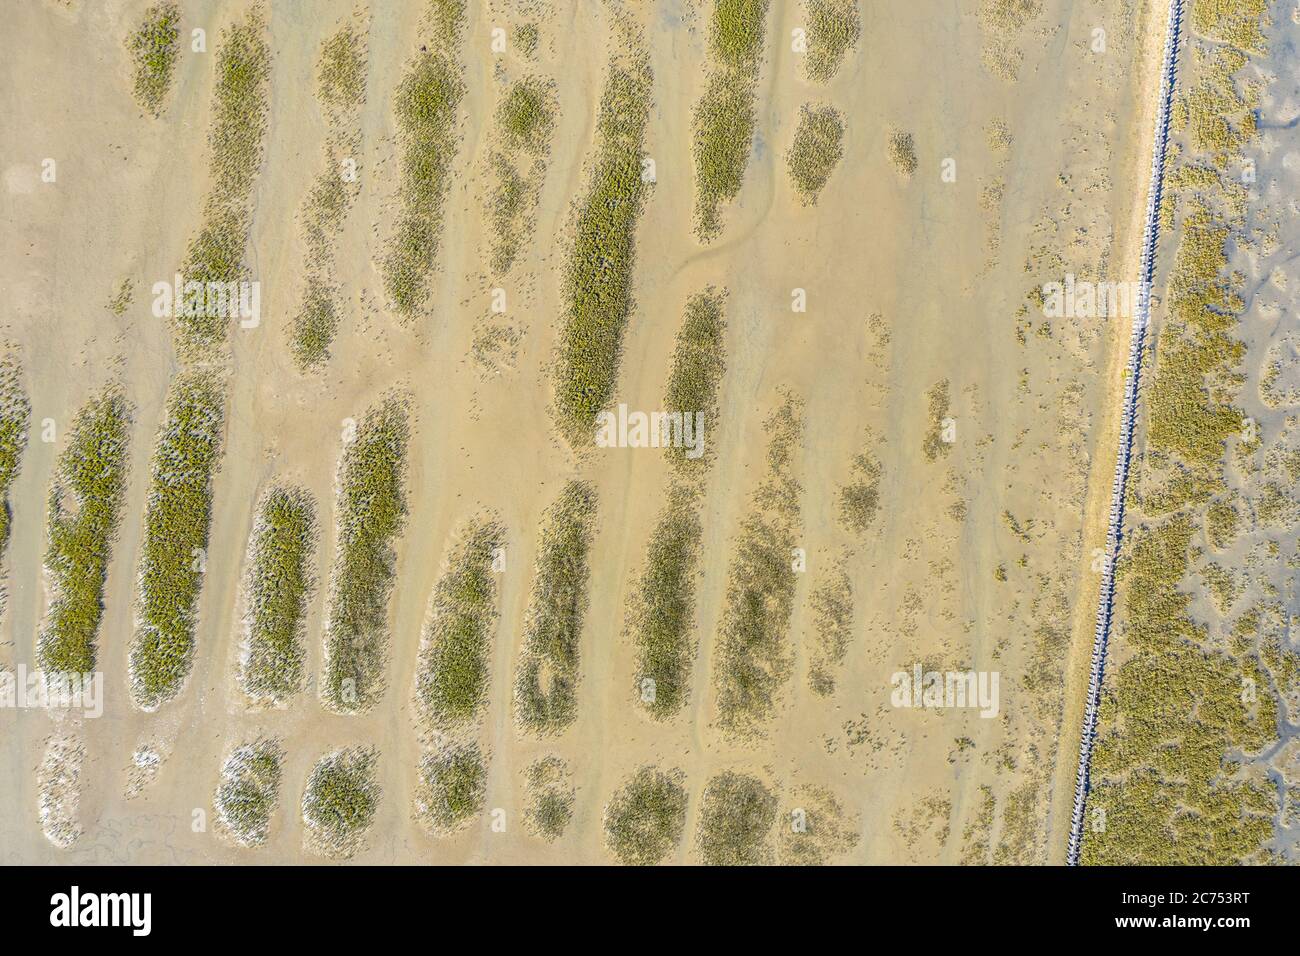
{"left": 629, "top": 498, "right": 701, "bottom": 719}
{"left": 778, "top": 785, "right": 859, "bottom": 864}
{"left": 302, "top": 747, "right": 380, "bottom": 858}
{"left": 697, "top": 770, "right": 778, "bottom": 865}
{"left": 382, "top": 20, "right": 466, "bottom": 319}
{"left": 128, "top": 2, "right": 180, "bottom": 116}
{"left": 604, "top": 765, "right": 688, "bottom": 865}
{"left": 214, "top": 739, "right": 282, "bottom": 848}
{"left": 1191, "top": 0, "right": 1269, "bottom": 54}
{"left": 787, "top": 104, "right": 844, "bottom": 204}
{"left": 514, "top": 480, "right": 598, "bottom": 734}
{"left": 552, "top": 59, "right": 651, "bottom": 445}
{"left": 524, "top": 756, "right": 574, "bottom": 841}
{"left": 239, "top": 485, "right": 317, "bottom": 704}
{"left": 290, "top": 23, "right": 368, "bottom": 369}
{"left": 693, "top": 1, "right": 770, "bottom": 240}
{"left": 0, "top": 356, "right": 30, "bottom": 580}
{"left": 322, "top": 395, "right": 411, "bottom": 713}
{"left": 887, "top": 128, "right": 918, "bottom": 176}
{"left": 838, "top": 445, "right": 881, "bottom": 533}
{"left": 806, "top": 567, "right": 852, "bottom": 695}
{"left": 663, "top": 290, "right": 727, "bottom": 472}
{"left": 416, "top": 742, "right": 486, "bottom": 835}
{"left": 290, "top": 277, "right": 339, "bottom": 369}
{"left": 174, "top": 16, "right": 271, "bottom": 355}
{"left": 712, "top": 399, "right": 802, "bottom": 736}
{"left": 37, "top": 387, "right": 132, "bottom": 674}
{"left": 318, "top": 24, "right": 367, "bottom": 113}
{"left": 415, "top": 518, "right": 504, "bottom": 731}
{"left": 498, "top": 76, "right": 556, "bottom": 155}
{"left": 486, "top": 77, "right": 556, "bottom": 275}
{"left": 129, "top": 372, "right": 225, "bottom": 709}
{"left": 921, "top": 379, "right": 951, "bottom": 460}
{"left": 804, "top": 0, "right": 860, "bottom": 83}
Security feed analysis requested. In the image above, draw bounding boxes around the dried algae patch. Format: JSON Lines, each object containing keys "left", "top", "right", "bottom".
{"left": 696, "top": 771, "right": 778, "bottom": 865}
{"left": 415, "top": 519, "right": 504, "bottom": 732}
{"left": 302, "top": 747, "right": 380, "bottom": 859}
{"left": 515, "top": 481, "right": 598, "bottom": 734}
{"left": 787, "top": 105, "right": 844, "bottom": 204}
{"left": 238, "top": 486, "right": 317, "bottom": 704}
{"left": 129, "top": 372, "right": 225, "bottom": 710}
{"left": 416, "top": 742, "right": 487, "bottom": 835}
{"left": 552, "top": 58, "right": 651, "bottom": 446}
{"left": 693, "top": 0, "right": 771, "bottom": 240}
{"left": 127, "top": 2, "right": 180, "bottom": 116}
{"left": 37, "top": 387, "right": 132, "bottom": 674}
{"left": 214, "top": 740, "right": 283, "bottom": 848}
{"left": 603, "top": 766, "right": 688, "bottom": 865}
{"left": 381, "top": 5, "right": 466, "bottom": 319}
{"left": 524, "top": 756, "right": 574, "bottom": 841}
{"left": 802, "top": 0, "right": 860, "bottom": 83}
{"left": 322, "top": 395, "right": 411, "bottom": 713}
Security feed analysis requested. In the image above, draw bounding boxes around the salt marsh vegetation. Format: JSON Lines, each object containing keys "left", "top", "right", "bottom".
{"left": 322, "top": 395, "right": 411, "bottom": 713}
{"left": 238, "top": 486, "right": 317, "bottom": 705}
{"left": 37, "top": 387, "right": 132, "bottom": 674}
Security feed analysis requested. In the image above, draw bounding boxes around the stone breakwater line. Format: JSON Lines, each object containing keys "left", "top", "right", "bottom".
{"left": 1066, "top": 0, "right": 1184, "bottom": 867}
